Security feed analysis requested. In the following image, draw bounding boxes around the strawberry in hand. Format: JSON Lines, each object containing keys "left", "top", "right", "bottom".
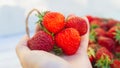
{"left": 43, "top": 12, "right": 65, "bottom": 34}
{"left": 16, "top": 16, "right": 92, "bottom": 68}
{"left": 55, "top": 28, "right": 81, "bottom": 55}
{"left": 66, "top": 16, "right": 88, "bottom": 36}
{"left": 27, "top": 31, "right": 54, "bottom": 51}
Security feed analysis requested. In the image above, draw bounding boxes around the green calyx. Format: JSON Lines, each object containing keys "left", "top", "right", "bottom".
{"left": 115, "top": 28, "right": 120, "bottom": 44}
{"left": 53, "top": 46, "right": 63, "bottom": 55}
{"left": 89, "top": 30, "right": 97, "bottom": 43}
{"left": 37, "top": 11, "right": 48, "bottom": 23}
{"left": 87, "top": 47, "right": 95, "bottom": 58}
{"left": 91, "top": 24, "right": 99, "bottom": 30}
{"left": 95, "top": 54, "right": 112, "bottom": 68}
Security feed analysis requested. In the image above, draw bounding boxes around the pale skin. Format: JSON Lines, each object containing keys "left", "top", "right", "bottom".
{"left": 16, "top": 17, "right": 92, "bottom": 68}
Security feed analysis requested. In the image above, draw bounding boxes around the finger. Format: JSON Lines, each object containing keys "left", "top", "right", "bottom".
{"left": 77, "top": 17, "right": 90, "bottom": 53}
{"left": 16, "top": 35, "right": 30, "bottom": 57}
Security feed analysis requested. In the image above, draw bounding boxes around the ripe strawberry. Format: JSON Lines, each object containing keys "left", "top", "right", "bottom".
{"left": 100, "top": 22, "right": 109, "bottom": 31}
{"left": 27, "top": 31, "right": 54, "bottom": 51}
{"left": 86, "top": 15, "right": 94, "bottom": 23}
{"left": 43, "top": 12, "right": 65, "bottom": 33}
{"left": 98, "top": 36, "right": 115, "bottom": 52}
{"left": 94, "top": 28, "right": 106, "bottom": 37}
{"left": 96, "top": 47, "right": 113, "bottom": 60}
{"left": 87, "top": 47, "right": 96, "bottom": 63}
{"left": 111, "top": 59, "right": 120, "bottom": 68}
{"left": 107, "top": 19, "right": 118, "bottom": 29}
{"left": 66, "top": 16, "right": 87, "bottom": 36}
{"left": 115, "top": 46, "right": 120, "bottom": 58}
{"left": 90, "top": 19, "right": 101, "bottom": 30}
{"left": 107, "top": 25, "right": 120, "bottom": 44}
{"left": 95, "top": 47, "right": 113, "bottom": 68}
{"left": 55, "top": 28, "right": 81, "bottom": 55}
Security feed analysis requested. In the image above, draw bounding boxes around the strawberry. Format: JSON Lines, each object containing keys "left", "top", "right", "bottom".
{"left": 96, "top": 47, "right": 113, "bottom": 60}
{"left": 90, "top": 19, "right": 101, "bottom": 30}
{"left": 107, "top": 19, "right": 118, "bottom": 29}
{"left": 100, "top": 22, "right": 109, "bottom": 31}
{"left": 107, "top": 25, "right": 120, "bottom": 44}
{"left": 66, "top": 16, "right": 87, "bottom": 36}
{"left": 87, "top": 47, "right": 96, "bottom": 63}
{"left": 43, "top": 12, "right": 65, "bottom": 34}
{"left": 115, "top": 46, "right": 120, "bottom": 58}
{"left": 27, "top": 31, "right": 54, "bottom": 51}
{"left": 55, "top": 28, "right": 81, "bottom": 55}
{"left": 94, "top": 28, "right": 106, "bottom": 37}
{"left": 86, "top": 15, "right": 94, "bottom": 23}
{"left": 95, "top": 47, "right": 113, "bottom": 68}
{"left": 111, "top": 59, "right": 120, "bottom": 68}
{"left": 98, "top": 36, "right": 115, "bottom": 52}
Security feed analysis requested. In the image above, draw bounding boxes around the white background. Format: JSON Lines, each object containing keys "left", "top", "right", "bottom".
{"left": 0, "top": 0, "right": 120, "bottom": 68}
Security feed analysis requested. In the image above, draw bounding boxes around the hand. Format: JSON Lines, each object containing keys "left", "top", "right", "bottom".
{"left": 16, "top": 17, "right": 92, "bottom": 68}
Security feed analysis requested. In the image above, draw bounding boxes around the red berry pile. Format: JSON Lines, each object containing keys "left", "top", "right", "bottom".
{"left": 87, "top": 15, "right": 120, "bottom": 68}
{"left": 26, "top": 9, "right": 88, "bottom": 56}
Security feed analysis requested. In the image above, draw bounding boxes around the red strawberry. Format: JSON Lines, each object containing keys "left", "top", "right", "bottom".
{"left": 27, "top": 31, "right": 54, "bottom": 51}
{"left": 111, "top": 59, "right": 120, "bottom": 68}
{"left": 96, "top": 47, "right": 113, "bottom": 60}
{"left": 87, "top": 47, "right": 96, "bottom": 63}
{"left": 90, "top": 19, "right": 101, "bottom": 29}
{"left": 115, "top": 46, "right": 120, "bottom": 58}
{"left": 107, "top": 19, "right": 118, "bottom": 29}
{"left": 86, "top": 15, "right": 94, "bottom": 23}
{"left": 100, "top": 22, "right": 109, "bottom": 31}
{"left": 94, "top": 28, "right": 106, "bottom": 37}
{"left": 66, "top": 16, "right": 87, "bottom": 36}
{"left": 95, "top": 47, "right": 113, "bottom": 68}
{"left": 107, "top": 25, "right": 120, "bottom": 44}
{"left": 43, "top": 12, "right": 65, "bottom": 33}
{"left": 55, "top": 28, "right": 81, "bottom": 55}
{"left": 98, "top": 36, "right": 115, "bottom": 52}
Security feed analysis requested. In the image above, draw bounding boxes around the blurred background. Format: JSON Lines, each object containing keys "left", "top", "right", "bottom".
{"left": 0, "top": 0, "right": 120, "bottom": 68}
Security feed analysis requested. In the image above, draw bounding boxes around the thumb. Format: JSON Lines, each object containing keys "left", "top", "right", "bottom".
{"left": 77, "top": 16, "right": 90, "bottom": 54}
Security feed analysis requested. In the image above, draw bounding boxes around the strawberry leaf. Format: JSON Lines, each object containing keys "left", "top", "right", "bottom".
{"left": 87, "top": 47, "right": 95, "bottom": 58}
{"left": 53, "top": 46, "right": 63, "bottom": 55}
{"left": 95, "top": 54, "right": 112, "bottom": 68}
{"left": 115, "top": 29, "right": 120, "bottom": 44}
{"left": 89, "top": 30, "right": 97, "bottom": 43}
{"left": 91, "top": 24, "right": 99, "bottom": 30}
